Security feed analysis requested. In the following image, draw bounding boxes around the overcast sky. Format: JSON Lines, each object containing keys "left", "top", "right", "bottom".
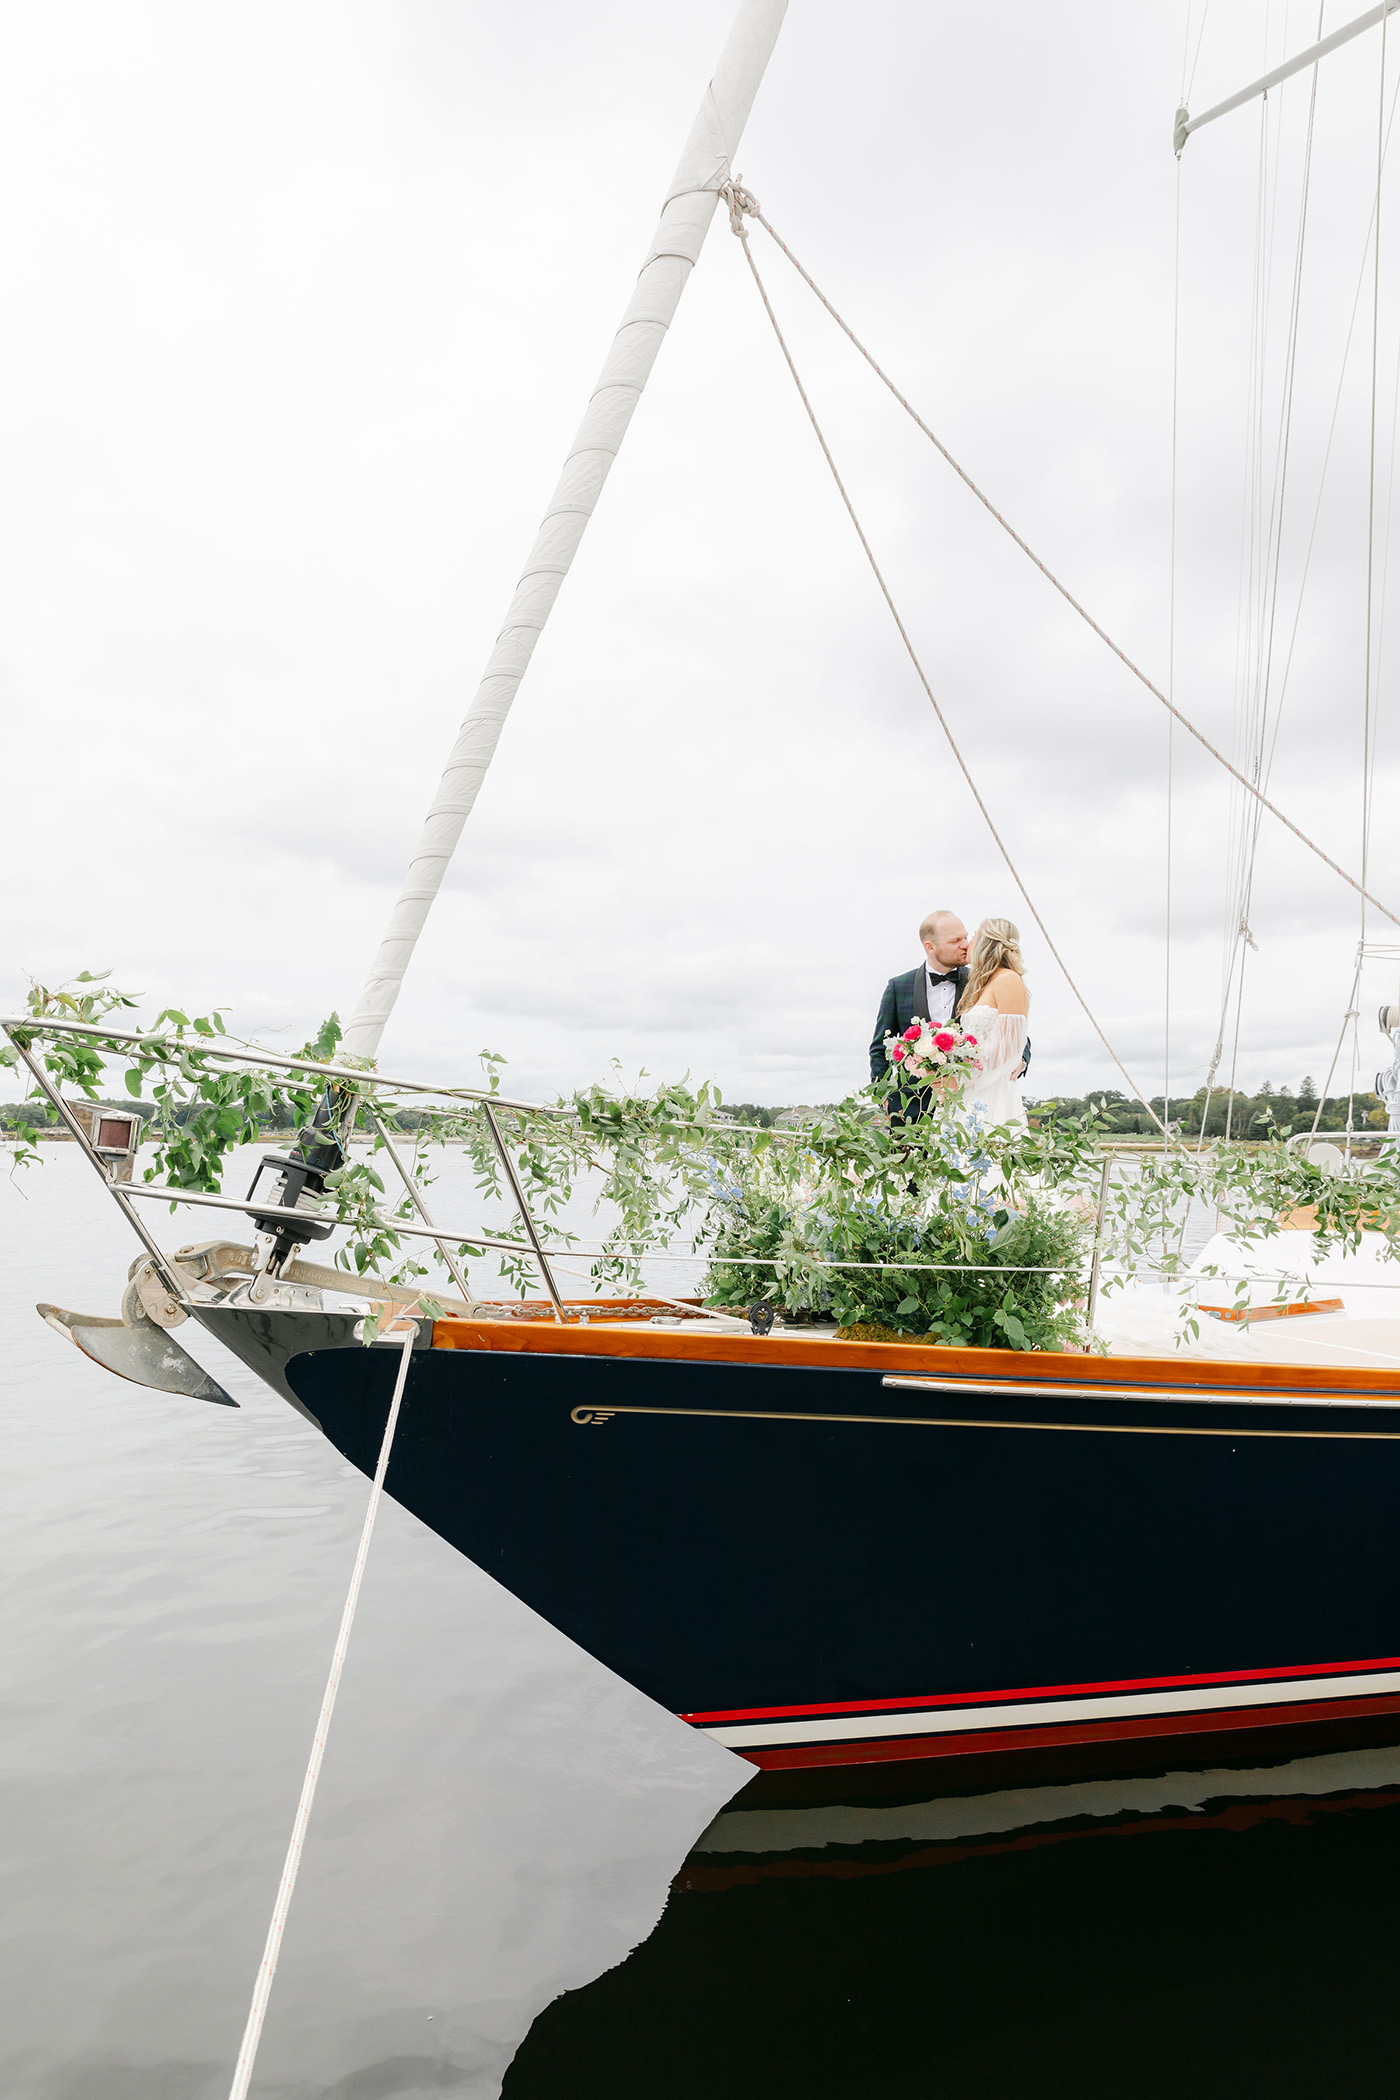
{"left": 3, "top": 1, "right": 1399, "bottom": 1108}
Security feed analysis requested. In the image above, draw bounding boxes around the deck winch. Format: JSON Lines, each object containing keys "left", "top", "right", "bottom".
{"left": 243, "top": 1089, "right": 347, "bottom": 1301}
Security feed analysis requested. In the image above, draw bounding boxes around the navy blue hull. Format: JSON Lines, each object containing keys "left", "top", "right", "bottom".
{"left": 283, "top": 1341, "right": 1400, "bottom": 1723}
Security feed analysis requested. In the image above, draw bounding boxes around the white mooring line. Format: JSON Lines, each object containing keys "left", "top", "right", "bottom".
{"left": 227, "top": 1319, "right": 417, "bottom": 2100}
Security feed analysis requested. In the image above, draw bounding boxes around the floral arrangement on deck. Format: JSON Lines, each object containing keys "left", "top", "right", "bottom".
{"left": 883, "top": 1015, "right": 981, "bottom": 1093}
{"left": 698, "top": 1117, "right": 1091, "bottom": 1351}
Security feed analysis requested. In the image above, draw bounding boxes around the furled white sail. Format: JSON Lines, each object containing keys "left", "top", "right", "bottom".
{"left": 343, "top": 0, "right": 788, "bottom": 1060}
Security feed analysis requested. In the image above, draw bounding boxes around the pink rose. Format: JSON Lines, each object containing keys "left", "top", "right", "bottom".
{"left": 964, "top": 1034, "right": 977, "bottom": 1047}
{"left": 891, "top": 1045, "right": 906, "bottom": 1061}
{"left": 903, "top": 1024, "right": 920, "bottom": 1040}
{"left": 933, "top": 1031, "right": 956, "bottom": 1052}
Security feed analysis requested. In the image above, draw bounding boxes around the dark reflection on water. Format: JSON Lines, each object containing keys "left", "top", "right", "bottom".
{"left": 505, "top": 1751, "right": 1400, "bottom": 2099}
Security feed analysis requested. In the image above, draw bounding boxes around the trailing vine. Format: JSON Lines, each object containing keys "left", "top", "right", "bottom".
{"left": 3, "top": 975, "right": 1398, "bottom": 1345}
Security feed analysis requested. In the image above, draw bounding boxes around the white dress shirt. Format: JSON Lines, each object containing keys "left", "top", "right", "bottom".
{"left": 924, "top": 962, "right": 959, "bottom": 1024}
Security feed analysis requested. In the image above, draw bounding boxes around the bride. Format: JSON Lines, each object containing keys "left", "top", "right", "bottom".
{"left": 957, "top": 917, "right": 1029, "bottom": 1129}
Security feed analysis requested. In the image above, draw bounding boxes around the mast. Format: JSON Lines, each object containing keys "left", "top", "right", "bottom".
{"left": 343, "top": 0, "right": 788, "bottom": 1061}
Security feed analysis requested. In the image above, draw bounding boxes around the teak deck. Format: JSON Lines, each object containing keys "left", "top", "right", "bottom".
{"left": 431, "top": 1302, "right": 1400, "bottom": 1398}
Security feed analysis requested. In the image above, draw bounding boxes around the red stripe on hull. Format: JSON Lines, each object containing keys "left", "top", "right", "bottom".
{"left": 736, "top": 1688, "right": 1400, "bottom": 1772}
{"left": 683, "top": 1651, "right": 1400, "bottom": 1726}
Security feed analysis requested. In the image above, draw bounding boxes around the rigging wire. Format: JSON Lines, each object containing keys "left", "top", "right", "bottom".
{"left": 1366, "top": 7, "right": 1389, "bottom": 912}
{"left": 1167, "top": 147, "right": 1182, "bottom": 1131}
{"left": 1372, "top": 271, "right": 1400, "bottom": 791}
{"left": 726, "top": 188, "right": 1400, "bottom": 935}
{"left": 1251, "top": 14, "right": 1324, "bottom": 801}
{"left": 1310, "top": 950, "right": 1365, "bottom": 1135}
{"left": 1208, "top": 10, "right": 1325, "bottom": 1143}
{"left": 1226, "top": 16, "right": 1293, "bottom": 1136}
{"left": 1288, "top": 58, "right": 1400, "bottom": 1148}
{"left": 1351, "top": 0, "right": 1390, "bottom": 1149}
{"left": 1186, "top": 0, "right": 1215, "bottom": 103}
{"left": 1250, "top": 45, "right": 1318, "bottom": 839}
{"left": 721, "top": 190, "right": 1168, "bottom": 1130}
{"left": 1224, "top": 943, "right": 1254, "bottom": 1141}
{"left": 1262, "top": 65, "right": 1400, "bottom": 804}
{"left": 1220, "top": 80, "right": 1276, "bottom": 1147}
{"left": 1368, "top": 227, "right": 1400, "bottom": 938}
{"left": 1166, "top": 0, "right": 1198, "bottom": 1135}
{"left": 1259, "top": 21, "right": 1319, "bottom": 718}
{"left": 1273, "top": 39, "right": 1399, "bottom": 1152}
{"left": 1309, "top": 12, "right": 1395, "bottom": 1153}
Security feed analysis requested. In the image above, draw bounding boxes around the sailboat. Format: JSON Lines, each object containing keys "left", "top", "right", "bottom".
{"left": 12, "top": 0, "right": 1400, "bottom": 1809}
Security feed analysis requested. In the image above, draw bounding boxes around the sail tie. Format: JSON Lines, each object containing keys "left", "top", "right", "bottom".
{"left": 725, "top": 176, "right": 759, "bottom": 232}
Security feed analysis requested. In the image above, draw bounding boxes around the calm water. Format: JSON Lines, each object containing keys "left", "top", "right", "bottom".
{"left": 5, "top": 1145, "right": 1400, "bottom": 2098}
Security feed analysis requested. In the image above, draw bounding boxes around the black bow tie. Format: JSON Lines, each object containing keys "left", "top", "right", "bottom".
{"left": 927, "top": 970, "right": 959, "bottom": 985}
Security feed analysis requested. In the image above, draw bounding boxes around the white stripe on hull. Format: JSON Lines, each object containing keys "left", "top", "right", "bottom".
{"left": 701, "top": 1667, "right": 1400, "bottom": 1750}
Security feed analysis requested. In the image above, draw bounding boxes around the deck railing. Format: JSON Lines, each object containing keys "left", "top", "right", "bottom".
{"left": 5, "top": 1014, "right": 1393, "bottom": 1334}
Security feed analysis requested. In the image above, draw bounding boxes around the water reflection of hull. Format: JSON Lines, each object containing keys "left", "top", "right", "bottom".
{"left": 224, "top": 1309, "right": 1400, "bottom": 1797}
{"left": 501, "top": 1745, "right": 1400, "bottom": 2098}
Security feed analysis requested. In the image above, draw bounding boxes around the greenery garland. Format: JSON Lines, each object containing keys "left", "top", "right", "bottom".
{"left": 4, "top": 975, "right": 1398, "bottom": 1349}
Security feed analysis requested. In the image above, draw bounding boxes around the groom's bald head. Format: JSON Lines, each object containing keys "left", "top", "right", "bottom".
{"left": 919, "top": 910, "right": 968, "bottom": 969}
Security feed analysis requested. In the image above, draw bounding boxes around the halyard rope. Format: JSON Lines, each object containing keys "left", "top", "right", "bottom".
{"left": 723, "top": 182, "right": 1400, "bottom": 937}
{"left": 227, "top": 1319, "right": 418, "bottom": 2100}
{"left": 722, "top": 184, "right": 1169, "bottom": 1131}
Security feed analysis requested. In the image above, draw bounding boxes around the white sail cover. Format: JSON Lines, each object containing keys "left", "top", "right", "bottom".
{"left": 344, "top": 0, "right": 788, "bottom": 1060}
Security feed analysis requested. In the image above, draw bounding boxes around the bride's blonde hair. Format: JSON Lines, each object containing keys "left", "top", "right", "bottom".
{"left": 959, "top": 918, "right": 1025, "bottom": 1013}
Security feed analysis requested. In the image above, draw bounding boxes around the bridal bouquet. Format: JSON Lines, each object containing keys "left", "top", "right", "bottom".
{"left": 883, "top": 1015, "right": 982, "bottom": 1094}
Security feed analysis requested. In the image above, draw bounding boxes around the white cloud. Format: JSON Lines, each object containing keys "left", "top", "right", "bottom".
{"left": 2, "top": 1, "right": 1398, "bottom": 1111}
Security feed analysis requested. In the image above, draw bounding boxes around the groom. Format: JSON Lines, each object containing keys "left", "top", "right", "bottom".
{"left": 869, "top": 909, "right": 969, "bottom": 1084}
{"left": 869, "top": 908, "right": 1030, "bottom": 1092}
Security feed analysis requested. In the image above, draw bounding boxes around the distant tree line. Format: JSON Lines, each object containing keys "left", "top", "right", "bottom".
{"left": 719, "top": 1079, "right": 1393, "bottom": 1141}
{"left": 1029, "top": 1079, "right": 1389, "bottom": 1139}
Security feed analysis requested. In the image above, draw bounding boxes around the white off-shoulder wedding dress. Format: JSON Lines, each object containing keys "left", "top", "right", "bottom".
{"left": 959, "top": 1006, "right": 1028, "bottom": 1129}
